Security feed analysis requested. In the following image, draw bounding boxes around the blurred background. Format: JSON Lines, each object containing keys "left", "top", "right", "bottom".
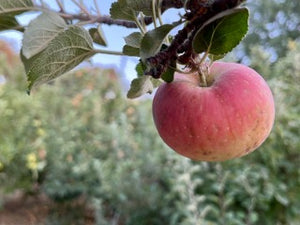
{"left": 0, "top": 0, "right": 299, "bottom": 224}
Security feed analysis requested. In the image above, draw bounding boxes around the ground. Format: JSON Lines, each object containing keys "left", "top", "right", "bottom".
{"left": 0, "top": 192, "right": 95, "bottom": 225}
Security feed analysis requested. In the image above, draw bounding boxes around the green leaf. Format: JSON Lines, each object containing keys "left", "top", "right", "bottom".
{"left": 135, "top": 61, "right": 147, "bottom": 77}
{"left": 151, "top": 77, "right": 163, "bottom": 88}
{"left": 127, "top": 76, "right": 153, "bottom": 99}
{"left": 22, "top": 12, "right": 67, "bottom": 59}
{"left": 0, "top": 15, "right": 23, "bottom": 31}
{"left": 89, "top": 25, "right": 107, "bottom": 46}
{"left": 208, "top": 53, "right": 226, "bottom": 61}
{"left": 161, "top": 68, "right": 175, "bottom": 83}
{"left": 161, "top": 61, "right": 176, "bottom": 83}
{"left": 124, "top": 32, "right": 143, "bottom": 48}
{"left": 129, "top": 0, "right": 152, "bottom": 16}
{"left": 0, "top": 0, "right": 33, "bottom": 32}
{"left": 21, "top": 25, "right": 95, "bottom": 93}
{"left": 0, "top": 0, "right": 33, "bottom": 16}
{"left": 110, "top": 0, "right": 152, "bottom": 21}
{"left": 140, "top": 24, "right": 174, "bottom": 61}
{"left": 275, "top": 193, "right": 289, "bottom": 206}
{"left": 110, "top": 0, "right": 135, "bottom": 21}
{"left": 122, "top": 32, "right": 143, "bottom": 56}
{"left": 122, "top": 45, "right": 140, "bottom": 56}
{"left": 193, "top": 8, "right": 249, "bottom": 55}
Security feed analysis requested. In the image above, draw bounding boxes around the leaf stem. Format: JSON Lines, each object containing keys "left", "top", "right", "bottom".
{"left": 71, "top": 0, "right": 89, "bottom": 15}
{"left": 92, "top": 49, "right": 125, "bottom": 56}
{"left": 134, "top": 15, "right": 146, "bottom": 34}
{"left": 152, "top": 0, "right": 158, "bottom": 28}
{"left": 157, "top": 0, "right": 164, "bottom": 26}
{"left": 140, "top": 13, "right": 148, "bottom": 31}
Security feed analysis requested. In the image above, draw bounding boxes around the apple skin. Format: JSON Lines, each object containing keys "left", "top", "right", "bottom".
{"left": 152, "top": 62, "right": 275, "bottom": 161}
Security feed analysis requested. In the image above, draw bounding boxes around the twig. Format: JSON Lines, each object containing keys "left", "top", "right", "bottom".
{"left": 57, "top": 12, "right": 139, "bottom": 28}
{"left": 93, "top": 0, "right": 101, "bottom": 16}
{"left": 55, "top": 0, "right": 65, "bottom": 13}
{"left": 71, "top": 0, "right": 89, "bottom": 15}
{"left": 31, "top": 0, "right": 184, "bottom": 28}
{"left": 161, "top": 0, "right": 185, "bottom": 12}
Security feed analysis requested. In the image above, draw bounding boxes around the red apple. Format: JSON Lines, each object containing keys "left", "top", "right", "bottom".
{"left": 152, "top": 62, "right": 275, "bottom": 161}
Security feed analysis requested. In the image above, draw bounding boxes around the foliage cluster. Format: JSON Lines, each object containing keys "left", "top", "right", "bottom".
{"left": 0, "top": 41, "right": 299, "bottom": 224}
{"left": 0, "top": 0, "right": 250, "bottom": 98}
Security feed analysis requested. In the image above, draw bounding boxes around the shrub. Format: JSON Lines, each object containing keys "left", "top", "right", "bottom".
{"left": 0, "top": 43, "right": 299, "bottom": 225}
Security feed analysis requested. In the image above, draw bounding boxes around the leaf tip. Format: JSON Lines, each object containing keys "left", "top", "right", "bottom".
{"left": 26, "top": 81, "right": 33, "bottom": 95}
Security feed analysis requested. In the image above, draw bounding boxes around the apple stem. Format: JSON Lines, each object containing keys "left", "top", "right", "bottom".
{"left": 196, "top": 51, "right": 211, "bottom": 87}
{"left": 198, "top": 67, "right": 208, "bottom": 87}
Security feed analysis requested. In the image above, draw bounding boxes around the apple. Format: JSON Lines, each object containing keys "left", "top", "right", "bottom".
{"left": 152, "top": 62, "right": 275, "bottom": 161}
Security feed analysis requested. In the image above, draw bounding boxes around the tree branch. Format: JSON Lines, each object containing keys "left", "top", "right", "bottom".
{"left": 146, "top": 0, "right": 246, "bottom": 78}
{"left": 161, "top": 0, "right": 185, "bottom": 12}
{"left": 58, "top": 12, "right": 142, "bottom": 28}
{"left": 32, "top": 0, "right": 185, "bottom": 28}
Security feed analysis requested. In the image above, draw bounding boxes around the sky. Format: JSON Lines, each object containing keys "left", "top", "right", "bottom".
{"left": 0, "top": 0, "right": 182, "bottom": 89}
